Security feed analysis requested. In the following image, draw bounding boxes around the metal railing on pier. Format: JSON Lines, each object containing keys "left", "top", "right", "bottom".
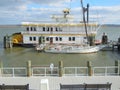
{"left": 0, "top": 67, "right": 27, "bottom": 77}
{"left": 32, "top": 67, "right": 59, "bottom": 76}
{"left": 64, "top": 67, "right": 88, "bottom": 76}
{"left": 93, "top": 66, "right": 119, "bottom": 76}
{"left": 0, "top": 66, "right": 119, "bottom": 77}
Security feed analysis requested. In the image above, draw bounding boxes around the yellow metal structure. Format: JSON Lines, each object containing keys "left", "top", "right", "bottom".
{"left": 12, "top": 33, "right": 23, "bottom": 44}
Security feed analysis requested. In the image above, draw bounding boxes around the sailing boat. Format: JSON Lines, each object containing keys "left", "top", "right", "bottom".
{"left": 45, "top": 44, "right": 105, "bottom": 54}
{"left": 44, "top": 0, "right": 105, "bottom": 54}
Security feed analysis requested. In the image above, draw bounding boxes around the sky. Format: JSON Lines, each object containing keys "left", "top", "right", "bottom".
{"left": 0, "top": 0, "right": 120, "bottom": 25}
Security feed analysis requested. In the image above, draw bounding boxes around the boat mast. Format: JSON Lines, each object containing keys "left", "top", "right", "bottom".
{"left": 80, "top": 0, "right": 89, "bottom": 44}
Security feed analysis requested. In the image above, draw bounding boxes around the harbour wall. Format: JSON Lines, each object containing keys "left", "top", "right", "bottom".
{"left": 0, "top": 76, "right": 120, "bottom": 90}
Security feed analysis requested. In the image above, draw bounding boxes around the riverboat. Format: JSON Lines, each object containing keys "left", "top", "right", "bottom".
{"left": 12, "top": 1, "right": 101, "bottom": 48}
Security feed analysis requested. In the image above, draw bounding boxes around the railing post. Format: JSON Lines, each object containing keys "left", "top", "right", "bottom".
{"left": 92, "top": 67, "right": 95, "bottom": 76}
{"left": 105, "top": 67, "right": 107, "bottom": 76}
{"left": 45, "top": 67, "right": 46, "bottom": 76}
{"left": 59, "top": 61, "right": 63, "bottom": 77}
{"left": 115, "top": 60, "right": 119, "bottom": 75}
{"left": 27, "top": 61, "right": 32, "bottom": 77}
{"left": 75, "top": 67, "right": 77, "bottom": 76}
{"left": 12, "top": 68, "right": 15, "bottom": 77}
{"left": 87, "top": 61, "right": 93, "bottom": 76}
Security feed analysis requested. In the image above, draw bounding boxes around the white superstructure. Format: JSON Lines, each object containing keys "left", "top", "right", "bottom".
{"left": 12, "top": 8, "right": 99, "bottom": 47}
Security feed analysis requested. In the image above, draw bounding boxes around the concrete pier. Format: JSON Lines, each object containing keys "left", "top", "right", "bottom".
{"left": 0, "top": 76, "right": 120, "bottom": 90}
{"left": 0, "top": 60, "right": 119, "bottom": 89}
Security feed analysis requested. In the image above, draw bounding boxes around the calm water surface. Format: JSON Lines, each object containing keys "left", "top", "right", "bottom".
{"left": 0, "top": 25, "right": 120, "bottom": 67}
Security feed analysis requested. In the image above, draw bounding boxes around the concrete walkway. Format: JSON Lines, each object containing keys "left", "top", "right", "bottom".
{"left": 0, "top": 76, "right": 120, "bottom": 90}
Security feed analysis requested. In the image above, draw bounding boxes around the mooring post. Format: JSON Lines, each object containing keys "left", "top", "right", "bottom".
{"left": 3, "top": 35, "right": 12, "bottom": 48}
{"left": 27, "top": 61, "right": 32, "bottom": 77}
{"left": 0, "top": 60, "right": 3, "bottom": 76}
{"left": 87, "top": 61, "right": 93, "bottom": 76}
{"left": 115, "top": 60, "right": 119, "bottom": 75}
{"left": 3, "top": 35, "right": 8, "bottom": 48}
{"left": 117, "top": 44, "right": 120, "bottom": 51}
{"left": 59, "top": 61, "right": 63, "bottom": 77}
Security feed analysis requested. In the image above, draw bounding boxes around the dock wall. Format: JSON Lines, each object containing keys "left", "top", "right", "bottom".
{"left": 0, "top": 76, "right": 120, "bottom": 90}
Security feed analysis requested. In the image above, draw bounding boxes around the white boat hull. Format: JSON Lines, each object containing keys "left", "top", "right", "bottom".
{"left": 45, "top": 45, "right": 105, "bottom": 54}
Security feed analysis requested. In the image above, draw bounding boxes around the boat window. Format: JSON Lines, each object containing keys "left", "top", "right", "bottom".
{"left": 59, "top": 37, "right": 62, "bottom": 41}
{"left": 31, "top": 27, "right": 33, "bottom": 31}
{"left": 33, "top": 37, "right": 36, "bottom": 41}
{"left": 34, "top": 27, "right": 36, "bottom": 31}
{"left": 84, "top": 37, "right": 87, "bottom": 39}
{"left": 42, "top": 37, "right": 45, "bottom": 42}
{"left": 72, "top": 37, "right": 75, "bottom": 41}
{"left": 51, "top": 27, "right": 53, "bottom": 32}
{"left": 29, "top": 37, "right": 32, "bottom": 41}
{"left": 46, "top": 37, "right": 49, "bottom": 41}
{"left": 69, "top": 37, "right": 71, "bottom": 41}
{"left": 26, "top": 27, "right": 29, "bottom": 31}
{"left": 56, "top": 27, "right": 62, "bottom": 32}
{"left": 47, "top": 27, "right": 49, "bottom": 31}
{"left": 43, "top": 27, "right": 45, "bottom": 31}
{"left": 59, "top": 27, "right": 62, "bottom": 32}
{"left": 56, "top": 37, "right": 58, "bottom": 41}
{"left": 56, "top": 27, "right": 58, "bottom": 31}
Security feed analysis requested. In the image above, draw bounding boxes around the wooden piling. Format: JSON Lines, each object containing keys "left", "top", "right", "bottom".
{"left": 102, "top": 33, "right": 108, "bottom": 44}
{"left": 0, "top": 60, "right": 3, "bottom": 76}
{"left": 27, "top": 61, "right": 32, "bottom": 77}
{"left": 59, "top": 61, "right": 63, "bottom": 77}
{"left": 3, "top": 35, "right": 8, "bottom": 48}
{"left": 3, "top": 35, "right": 12, "bottom": 48}
{"left": 87, "top": 61, "right": 93, "bottom": 76}
{"left": 115, "top": 60, "right": 119, "bottom": 75}
{"left": 117, "top": 44, "right": 120, "bottom": 51}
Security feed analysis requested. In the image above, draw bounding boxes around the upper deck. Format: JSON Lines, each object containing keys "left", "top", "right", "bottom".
{"left": 22, "top": 21, "right": 98, "bottom": 27}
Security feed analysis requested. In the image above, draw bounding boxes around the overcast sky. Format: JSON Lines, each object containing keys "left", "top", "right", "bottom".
{"left": 0, "top": 0, "right": 120, "bottom": 25}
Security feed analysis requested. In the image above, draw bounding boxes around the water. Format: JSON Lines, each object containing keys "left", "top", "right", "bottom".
{"left": 0, "top": 25, "right": 120, "bottom": 67}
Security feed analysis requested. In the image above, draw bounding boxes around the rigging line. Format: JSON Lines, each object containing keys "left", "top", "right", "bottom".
{"left": 80, "top": 0, "right": 89, "bottom": 44}
{"left": 70, "top": 0, "right": 72, "bottom": 10}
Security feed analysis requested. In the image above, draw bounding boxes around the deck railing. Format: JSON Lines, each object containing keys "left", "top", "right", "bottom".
{"left": 0, "top": 66, "right": 119, "bottom": 77}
